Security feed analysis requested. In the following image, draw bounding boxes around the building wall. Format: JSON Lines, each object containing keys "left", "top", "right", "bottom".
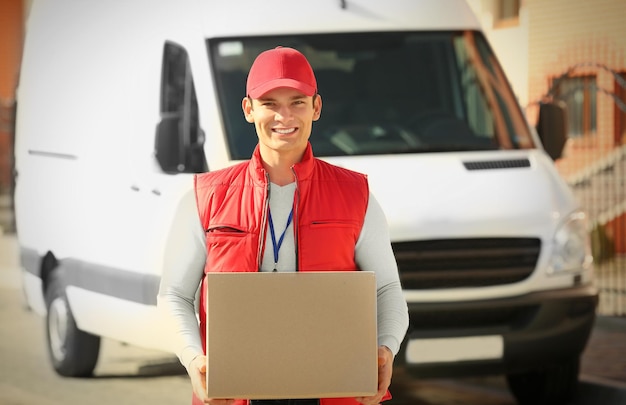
{"left": 0, "top": 0, "right": 25, "bottom": 193}
{"left": 527, "top": 0, "right": 626, "bottom": 152}
{"left": 527, "top": 0, "right": 626, "bottom": 315}
{"left": 470, "top": 1, "right": 625, "bottom": 315}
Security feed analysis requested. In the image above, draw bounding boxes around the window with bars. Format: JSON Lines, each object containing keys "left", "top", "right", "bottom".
{"left": 555, "top": 75, "right": 597, "bottom": 138}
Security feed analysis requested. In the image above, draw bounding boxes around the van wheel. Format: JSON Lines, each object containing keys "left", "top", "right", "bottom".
{"left": 45, "top": 271, "right": 101, "bottom": 377}
{"left": 505, "top": 358, "right": 579, "bottom": 405}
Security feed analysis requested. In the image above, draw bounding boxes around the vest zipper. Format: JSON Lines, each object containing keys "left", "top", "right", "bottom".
{"left": 257, "top": 172, "right": 271, "bottom": 271}
{"left": 292, "top": 167, "right": 300, "bottom": 271}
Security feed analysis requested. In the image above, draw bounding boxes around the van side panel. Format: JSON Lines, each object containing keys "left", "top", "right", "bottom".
{"left": 15, "top": 0, "right": 211, "bottom": 350}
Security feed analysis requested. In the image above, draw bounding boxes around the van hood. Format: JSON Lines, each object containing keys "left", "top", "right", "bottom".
{"left": 324, "top": 150, "right": 579, "bottom": 242}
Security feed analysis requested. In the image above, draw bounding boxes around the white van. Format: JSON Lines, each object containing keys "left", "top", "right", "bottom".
{"left": 14, "top": 1, "right": 598, "bottom": 404}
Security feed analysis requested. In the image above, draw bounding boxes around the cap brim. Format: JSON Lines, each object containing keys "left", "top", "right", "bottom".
{"left": 248, "top": 78, "right": 316, "bottom": 99}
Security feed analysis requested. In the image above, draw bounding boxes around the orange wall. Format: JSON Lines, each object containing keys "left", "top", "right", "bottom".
{"left": 0, "top": 0, "right": 24, "bottom": 191}
{"left": 0, "top": 0, "right": 24, "bottom": 98}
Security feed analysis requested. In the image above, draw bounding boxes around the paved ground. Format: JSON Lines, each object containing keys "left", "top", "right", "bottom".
{"left": 0, "top": 192, "right": 13, "bottom": 234}
{"left": 577, "top": 315, "right": 626, "bottom": 403}
{"left": 580, "top": 315, "right": 626, "bottom": 384}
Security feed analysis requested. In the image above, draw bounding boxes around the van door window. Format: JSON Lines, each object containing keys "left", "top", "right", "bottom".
{"left": 155, "top": 41, "right": 207, "bottom": 173}
{"left": 209, "top": 32, "right": 535, "bottom": 159}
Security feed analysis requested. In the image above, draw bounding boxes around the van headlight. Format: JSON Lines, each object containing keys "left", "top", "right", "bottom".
{"left": 550, "top": 212, "right": 593, "bottom": 274}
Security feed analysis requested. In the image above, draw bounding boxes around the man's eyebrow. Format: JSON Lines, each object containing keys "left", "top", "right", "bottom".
{"left": 257, "top": 95, "right": 307, "bottom": 102}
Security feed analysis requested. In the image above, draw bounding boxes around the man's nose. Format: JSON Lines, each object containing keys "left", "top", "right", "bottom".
{"left": 274, "top": 105, "right": 292, "bottom": 121}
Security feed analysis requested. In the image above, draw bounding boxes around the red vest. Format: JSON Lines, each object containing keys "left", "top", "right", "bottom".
{"left": 193, "top": 143, "right": 381, "bottom": 405}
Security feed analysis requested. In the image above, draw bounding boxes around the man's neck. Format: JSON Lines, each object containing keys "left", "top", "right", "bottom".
{"left": 260, "top": 147, "right": 305, "bottom": 186}
{"left": 264, "top": 163, "right": 295, "bottom": 186}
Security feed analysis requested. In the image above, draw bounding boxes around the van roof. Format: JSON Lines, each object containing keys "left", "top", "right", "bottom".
{"left": 24, "top": 1, "right": 482, "bottom": 47}
{"left": 199, "top": 0, "right": 482, "bottom": 37}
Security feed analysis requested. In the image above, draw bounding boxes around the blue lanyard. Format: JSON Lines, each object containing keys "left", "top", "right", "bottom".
{"left": 268, "top": 208, "right": 294, "bottom": 272}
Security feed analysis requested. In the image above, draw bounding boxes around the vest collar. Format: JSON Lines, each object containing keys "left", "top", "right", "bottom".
{"left": 248, "top": 142, "right": 316, "bottom": 185}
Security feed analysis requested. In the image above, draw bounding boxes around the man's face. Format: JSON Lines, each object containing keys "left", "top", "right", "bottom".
{"left": 243, "top": 87, "right": 322, "bottom": 158}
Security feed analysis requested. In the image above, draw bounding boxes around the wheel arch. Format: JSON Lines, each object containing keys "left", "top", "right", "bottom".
{"left": 40, "top": 250, "right": 59, "bottom": 299}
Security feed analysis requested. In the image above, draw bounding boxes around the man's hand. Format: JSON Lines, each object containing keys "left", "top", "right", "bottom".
{"left": 188, "top": 355, "right": 236, "bottom": 405}
{"left": 355, "top": 346, "right": 394, "bottom": 405}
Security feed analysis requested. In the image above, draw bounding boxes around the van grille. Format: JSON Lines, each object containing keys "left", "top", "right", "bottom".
{"left": 392, "top": 238, "right": 541, "bottom": 289}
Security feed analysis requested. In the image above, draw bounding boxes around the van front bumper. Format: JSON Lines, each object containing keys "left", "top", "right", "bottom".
{"left": 398, "top": 285, "right": 599, "bottom": 377}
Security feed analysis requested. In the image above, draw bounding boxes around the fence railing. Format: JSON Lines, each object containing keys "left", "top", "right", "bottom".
{"left": 567, "top": 145, "right": 626, "bottom": 316}
{"left": 544, "top": 62, "right": 626, "bottom": 317}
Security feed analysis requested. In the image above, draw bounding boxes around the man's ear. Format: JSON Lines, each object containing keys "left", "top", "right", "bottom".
{"left": 313, "top": 94, "right": 322, "bottom": 122}
{"left": 242, "top": 96, "right": 254, "bottom": 123}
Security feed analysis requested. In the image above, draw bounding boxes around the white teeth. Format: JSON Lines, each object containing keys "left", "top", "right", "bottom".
{"left": 275, "top": 128, "right": 296, "bottom": 134}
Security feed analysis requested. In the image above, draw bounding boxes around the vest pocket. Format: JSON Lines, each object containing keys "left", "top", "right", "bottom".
{"left": 310, "top": 220, "right": 358, "bottom": 229}
{"left": 206, "top": 225, "right": 256, "bottom": 272}
{"left": 308, "top": 221, "right": 359, "bottom": 243}
{"left": 206, "top": 225, "right": 247, "bottom": 236}
{"left": 206, "top": 225, "right": 248, "bottom": 250}
{"left": 301, "top": 220, "right": 360, "bottom": 269}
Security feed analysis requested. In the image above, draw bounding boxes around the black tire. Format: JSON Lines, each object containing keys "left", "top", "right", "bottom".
{"left": 45, "top": 271, "right": 101, "bottom": 377}
{"left": 506, "top": 358, "right": 580, "bottom": 405}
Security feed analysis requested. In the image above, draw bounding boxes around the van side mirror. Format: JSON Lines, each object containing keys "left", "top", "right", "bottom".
{"left": 155, "top": 41, "right": 207, "bottom": 174}
{"left": 155, "top": 114, "right": 184, "bottom": 173}
{"left": 536, "top": 101, "right": 567, "bottom": 161}
{"left": 155, "top": 113, "right": 207, "bottom": 174}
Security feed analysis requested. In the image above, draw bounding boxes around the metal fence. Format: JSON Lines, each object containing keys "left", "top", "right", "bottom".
{"left": 568, "top": 145, "right": 626, "bottom": 316}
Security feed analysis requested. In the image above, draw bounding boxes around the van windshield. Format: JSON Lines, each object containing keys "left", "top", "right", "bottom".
{"left": 208, "top": 31, "right": 535, "bottom": 160}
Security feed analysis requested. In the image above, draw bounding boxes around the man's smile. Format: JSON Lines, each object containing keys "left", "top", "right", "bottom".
{"left": 274, "top": 127, "right": 297, "bottom": 135}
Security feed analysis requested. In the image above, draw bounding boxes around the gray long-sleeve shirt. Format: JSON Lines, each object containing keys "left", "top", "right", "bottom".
{"left": 158, "top": 181, "right": 409, "bottom": 371}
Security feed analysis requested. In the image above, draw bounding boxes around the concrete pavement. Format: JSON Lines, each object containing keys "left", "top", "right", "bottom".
{"left": 578, "top": 315, "right": 626, "bottom": 402}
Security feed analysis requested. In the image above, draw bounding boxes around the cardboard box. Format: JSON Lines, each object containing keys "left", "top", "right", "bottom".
{"left": 205, "top": 271, "right": 378, "bottom": 399}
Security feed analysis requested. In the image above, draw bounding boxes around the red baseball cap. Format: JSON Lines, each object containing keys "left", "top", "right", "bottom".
{"left": 246, "top": 46, "right": 317, "bottom": 99}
